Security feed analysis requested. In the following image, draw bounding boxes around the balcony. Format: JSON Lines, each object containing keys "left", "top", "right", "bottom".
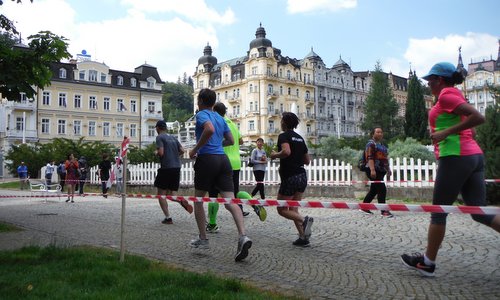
{"left": 143, "top": 110, "right": 162, "bottom": 120}
{"left": 267, "top": 92, "right": 278, "bottom": 99}
{"left": 4, "top": 129, "right": 37, "bottom": 139}
{"left": 7, "top": 100, "right": 35, "bottom": 112}
{"left": 267, "top": 128, "right": 280, "bottom": 135}
{"left": 267, "top": 109, "right": 280, "bottom": 117}
{"left": 228, "top": 96, "right": 241, "bottom": 103}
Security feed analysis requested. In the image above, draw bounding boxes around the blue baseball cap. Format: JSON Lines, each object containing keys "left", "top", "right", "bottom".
{"left": 422, "top": 62, "right": 456, "bottom": 80}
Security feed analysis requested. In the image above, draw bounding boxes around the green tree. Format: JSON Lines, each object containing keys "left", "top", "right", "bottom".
{"left": 361, "top": 61, "right": 403, "bottom": 140}
{"left": 404, "top": 72, "right": 428, "bottom": 141}
{"left": 317, "top": 136, "right": 359, "bottom": 164}
{"left": 1, "top": 1, "right": 71, "bottom": 100}
{"left": 388, "top": 138, "right": 435, "bottom": 162}
{"left": 475, "top": 86, "right": 499, "bottom": 204}
{"left": 162, "top": 81, "right": 194, "bottom": 122}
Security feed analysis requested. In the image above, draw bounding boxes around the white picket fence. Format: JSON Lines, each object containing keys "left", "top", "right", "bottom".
{"left": 88, "top": 157, "right": 437, "bottom": 188}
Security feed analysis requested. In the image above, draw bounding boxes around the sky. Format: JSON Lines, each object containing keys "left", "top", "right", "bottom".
{"left": 2, "top": 0, "right": 499, "bottom": 82}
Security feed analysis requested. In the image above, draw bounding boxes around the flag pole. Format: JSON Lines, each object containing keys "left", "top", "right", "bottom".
{"left": 119, "top": 136, "right": 130, "bottom": 262}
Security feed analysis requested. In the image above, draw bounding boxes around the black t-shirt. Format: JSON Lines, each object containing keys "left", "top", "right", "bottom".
{"left": 277, "top": 130, "right": 308, "bottom": 179}
{"left": 98, "top": 160, "right": 112, "bottom": 181}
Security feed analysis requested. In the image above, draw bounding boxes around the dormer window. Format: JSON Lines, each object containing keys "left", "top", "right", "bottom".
{"left": 147, "top": 77, "right": 155, "bottom": 88}
{"left": 101, "top": 73, "right": 107, "bottom": 83}
{"left": 130, "top": 78, "right": 137, "bottom": 87}
{"left": 89, "top": 70, "right": 97, "bottom": 82}
{"left": 117, "top": 76, "right": 124, "bottom": 86}
{"left": 79, "top": 70, "right": 85, "bottom": 80}
{"left": 59, "top": 68, "right": 67, "bottom": 79}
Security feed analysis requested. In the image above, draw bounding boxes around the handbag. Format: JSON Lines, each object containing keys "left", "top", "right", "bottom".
{"left": 247, "top": 158, "right": 254, "bottom": 167}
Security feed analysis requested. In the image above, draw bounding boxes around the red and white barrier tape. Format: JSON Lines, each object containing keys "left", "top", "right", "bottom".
{"left": 1, "top": 192, "right": 499, "bottom": 215}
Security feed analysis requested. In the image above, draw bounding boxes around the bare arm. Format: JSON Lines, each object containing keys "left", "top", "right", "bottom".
{"left": 270, "top": 142, "right": 291, "bottom": 159}
{"left": 431, "top": 103, "right": 485, "bottom": 144}
{"left": 303, "top": 153, "right": 310, "bottom": 165}
{"left": 189, "top": 122, "right": 214, "bottom": 158}
{"left": 222, "top": 130, "right": 234, "bottom": 147}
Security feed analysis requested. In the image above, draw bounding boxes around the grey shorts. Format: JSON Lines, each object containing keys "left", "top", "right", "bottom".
{"left": 194, "top": 154, "right": 234, "bottom": 193}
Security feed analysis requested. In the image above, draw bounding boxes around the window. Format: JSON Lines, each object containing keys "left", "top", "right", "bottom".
{"left": 268, "top": 120, "right": 275, "bottom": 131}
{"left": 103, "top": 97, "right": 110, "bottom": 111}
{"left": 129, "top": 124, "right": 137, "bottom": 137}
{"left": 250, "top": 101, "right": 253, "bottom": 111}
{"left": 41, "top": 118, "right": 50, "bottom": 134}
{"left": 306, "top": 91, "right": 310, "bottom": 100}
{"left": 280, "top": 86, "right": 283, "bottom": 95}
{"left": 148, "top": 125, "right": 155, "bottom": 137}
{"left": 251, "top": 66, "right": 257, "bottom": 75}
{"left": 74, "top": 95, "right": 81, "bottom": 108}
{"left": 59, "top": 68, "right": 66, "bottom": 79}
{"left": 16, "top": 117, "right": 24, "bottom": 131}
{"left": 130, "top": 78, "right": 137, "bottom": 87}
{"left": 74, "top": 120, "right": 81, "bottom": 135}
{"left": 287, "top": 70, "right": 291, "bottom": 79}
{"left": 101, "top": 73, "right": 107, "bottom": 83}
{"left": 42, "top": 91, "right": 51, "bottom": 105}
{"left": 79, "top": 70, "right": 85, "bottom": 80}
{"left": 58, "top": 93, "right": 67, "bottom": 107}
{"left": 58, "top": 119, "right": 66, "bottom": 135}
{"left": 103, "top": 122, "right": 110, "bottom": 136}
{"left": 88, "top": 121, "right": 96, "bottom": 136}
{"left": 117, "top": 99, "right": 126, "bottom": 111}
{"left": 131, "top": 100, "right": 137, "bottom": 113}
{"left": 148, "top": 101, "right": 155, "bottom": 112}
{"left": 116, "top": 123, "right": 124, "bottom": 137}
{"left": 236, "top": 88, "right": 240, "bottom": 98}
{"left": 89, "top": 96, "right": 97, "bottom": 109}
{"left": 225, "top": 91, "right": 228, "bottom": 99}
{"left": 147, "top": 78, "right": 155, "bottom": 88}
{"left": 268, "top": 84, "right": 273, "bottom": 95}
{"left": 89, "top": 70, "right": 97, "bottom": 81}
{"left": 199, "top": 80, "right": 204, "bottom": 89}
{"left": 248, "top": 120, "right": 255, "bottom": 131}
{"left": 279, "top": 69, "right": 283, "bottom": 77}
{"left": 296, "top": 89, "right": 299, "bottom": 97}
{"left": 117, "top": 76, "right": 123, "bottom": 85}
{"left": 249, "top": 84, "right": 253, "bottom": 93}
{"left": 19, "top": 92, "right": 27, "bottom": 102}
{"left": 307, "top": 125, "right": 311, "bottom": 133}
{"left": 287, "top": 87, "right": 291, "bottom": 95}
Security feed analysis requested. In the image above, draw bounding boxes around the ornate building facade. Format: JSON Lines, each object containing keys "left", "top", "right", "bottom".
{"left": 460, "top": 40, "right": 500, "bottom": 114}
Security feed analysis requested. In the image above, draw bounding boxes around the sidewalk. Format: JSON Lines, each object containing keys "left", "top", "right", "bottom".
{"left": 0, "top": 190, "right": 498, "bottom": 299}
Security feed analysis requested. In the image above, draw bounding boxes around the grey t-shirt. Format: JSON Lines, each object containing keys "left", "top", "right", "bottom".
{"left": 156, "top": 133, "right": 182, "bottom": 169}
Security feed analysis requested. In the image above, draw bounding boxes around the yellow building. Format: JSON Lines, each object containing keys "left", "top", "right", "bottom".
{"left": 193, "top": 25, "right": 316, "bottom": 146}
{"left": 37, "top": 58, "right": 164, "bottom": 148}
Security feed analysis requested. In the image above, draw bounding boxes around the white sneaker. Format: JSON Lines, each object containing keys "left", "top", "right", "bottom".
{"left": 235, "top": 235, "right": 252, "bottom": 262}
{"left": 190, "top": 237, "right": 209, "bottom": 249}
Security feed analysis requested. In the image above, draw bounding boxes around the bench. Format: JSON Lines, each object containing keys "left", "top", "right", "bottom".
{"left": 29, "top": 180, "right": 63, "bottom": 202}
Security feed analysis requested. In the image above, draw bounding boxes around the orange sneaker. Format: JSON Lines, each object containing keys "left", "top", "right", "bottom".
{"left": 180, "top": 199, "right": 193, "bottom": 214}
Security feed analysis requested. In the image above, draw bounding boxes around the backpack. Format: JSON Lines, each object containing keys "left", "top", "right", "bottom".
{"left": 357, "top": 150, "right": 368, "bottom": 171}
{"left": 358, "top": 139, "right": 375, "bottom": 172}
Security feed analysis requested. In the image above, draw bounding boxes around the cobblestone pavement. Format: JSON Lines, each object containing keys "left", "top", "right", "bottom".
{"left": 0, "top": 190, "right": 499, "bottom": 299}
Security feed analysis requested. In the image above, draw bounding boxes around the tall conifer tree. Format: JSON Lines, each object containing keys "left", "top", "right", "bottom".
{"left": 404, "top": 71, "right": 428, "bottom": 140}
{"left": 361, "top": 61, "right": 402, "bottom": 140}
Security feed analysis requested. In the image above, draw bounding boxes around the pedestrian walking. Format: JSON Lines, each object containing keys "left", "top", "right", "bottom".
{"left": 359, "top": 127, "right": 393, "bottom": 217}
{"left": 17, "top": 162, "right": 28, "bottom": 190}
{"left": 45, "top": 161, "right": 55, "bottom": 186}
{"left": 98, "top": 153, "right": 112, "bottom": 198}
{"left": 270, "top": 112, "right": 313, "bottom": 247}
{"left": 188, "top": 88, "right": 252, "bottom": 261}
{"left": 57, "top": 161, "right": 66, "bottom": 191}
{"left": 114, "top": 157, "right": 124, "bottom": 195}
{"left": 154, "top": 120, "right": 192, "bottom": 224}
{"left": 401, "top": 62, "right": 500, "bottom": 277}
{"left": 64, "top": 154, "right": 79, "bottom": 203}
{"left": 78, "top": 156, "right": 88, "bottom": 196}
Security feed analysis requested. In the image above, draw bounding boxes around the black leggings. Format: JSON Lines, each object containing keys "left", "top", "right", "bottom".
{"left": 251, "top": 170, "right": 266, "bottom": 199}
{"left": 363, "top": 171, "right": 387, "bottom": 204}
{"left": 431, "top": 154, "right": 494, "bottom": 226}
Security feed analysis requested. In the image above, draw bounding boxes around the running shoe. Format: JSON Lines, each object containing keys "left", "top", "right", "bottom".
{"left": 381, "top": 210, "right": 394, "bottom": 218}
{"left": 303, "top": 216, "right": 314, "bottom": 240}
{"left": 161, "top": 217, "right": 173, "bottom": 224}
{"left": 292, "top": 238, "right": 310, "bottom": 247}
{"left": 242, "top": 211, "right": 250, "bottom": 217}
{"left": 190, "top": 237, "right": 209, "bottom": 249}
{"left": 235, "top": 235, "right": 252, "bottom": 262}
{"left": 253, "top": 205, "right": 267, "bottom": 222}
{"left": 359, "top": 209, "right": 373, "bottom": 215}
{"left": 401, "top": 253, "right": 435, "bottom": 277}
{"left": 180, "top": 199, "right": 194, "bottom": 214}
{"left": 205, "top": 223, "right": 220, "bottom": 233}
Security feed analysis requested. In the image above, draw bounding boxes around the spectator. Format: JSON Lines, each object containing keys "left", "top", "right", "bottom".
{"left": 45, "top": 161, "right": 55, "bottom": 186}
{"left": 78, "top": 156, "right": 88, "bottom": 196}
{"left": 57, "top": 161, "right": 66, "bottom": 190}
{"left": 17, "top": 162, "right": 28, "bottom": 190}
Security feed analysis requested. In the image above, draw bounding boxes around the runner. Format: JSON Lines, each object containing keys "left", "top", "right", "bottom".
{"left": 188, "top": 88, "right": 252, "bottom": 262}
